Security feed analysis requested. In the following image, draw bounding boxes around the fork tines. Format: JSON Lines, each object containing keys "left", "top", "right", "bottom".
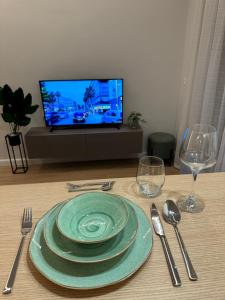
{"left": 22, "top": 208, "right": 32, "bottom": 226}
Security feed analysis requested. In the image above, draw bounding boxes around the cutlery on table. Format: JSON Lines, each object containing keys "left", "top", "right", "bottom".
{"left": 67, "top": 181, "right": 113, "bottom": 189}
{"left": 67, "top": 181, "right": 115, "bottom": 192}
{"left": 163, "top": 199, "right": 198, "bottom": 281}
{"left": 151, "top": 203, "right": 181, "bottom": 287}
{"left": 3, "top": 208, "right": 32, "bottom": 294}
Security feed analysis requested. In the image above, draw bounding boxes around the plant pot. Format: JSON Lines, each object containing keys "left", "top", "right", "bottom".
{"left": 7, "top": 133, "right": 21, "bottom": 146}
{"left": 129, "top": 121, "right": 140, "bottom": 129}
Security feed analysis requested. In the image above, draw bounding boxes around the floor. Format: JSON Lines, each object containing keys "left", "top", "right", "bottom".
{"left": 0, "top": 159, "right": 179, "bottom": 185}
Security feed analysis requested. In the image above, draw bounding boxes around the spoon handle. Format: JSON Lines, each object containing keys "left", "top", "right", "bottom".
{"left": 174, "top": 226, "right": 198, "bottom": 281}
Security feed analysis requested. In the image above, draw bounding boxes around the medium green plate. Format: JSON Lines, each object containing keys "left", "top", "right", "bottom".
{"left": 44, "top": 202, "right": 138, "bottom": 263}
{"left": 29, "top": 196, "right": 153, "bottom": 290}
{"left": 57, "top": 192, "right": 129, "bottom": 243}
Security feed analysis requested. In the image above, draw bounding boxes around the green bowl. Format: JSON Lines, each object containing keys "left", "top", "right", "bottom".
{"left": 57, "top": 192, "right": 129, "bottom": 243}
{"left": 44, "top": 201, "right": 138, "bottom": 263}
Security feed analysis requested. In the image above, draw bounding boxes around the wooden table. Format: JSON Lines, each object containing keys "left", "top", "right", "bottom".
{"left": 0, "top": 172, "right": 225, "bottom": 299}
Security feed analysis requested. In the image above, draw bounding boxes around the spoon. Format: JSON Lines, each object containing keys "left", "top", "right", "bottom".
{"left": 163, "top": 199, "right": 198, "bottom": 281}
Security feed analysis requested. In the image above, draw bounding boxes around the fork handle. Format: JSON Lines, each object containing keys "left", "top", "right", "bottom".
{"left": 3, "top": 235, "right": 25, "bottom": 294}
{"left": 67, "top": 182, "right": 107, "bottom": 188}
{"left": 68, "top": 187, "right": 104, "bottom": 192}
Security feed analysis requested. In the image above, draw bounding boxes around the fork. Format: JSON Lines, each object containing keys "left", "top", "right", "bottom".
{"left": 3, "top": 208, "right": 32, "bottom": 294}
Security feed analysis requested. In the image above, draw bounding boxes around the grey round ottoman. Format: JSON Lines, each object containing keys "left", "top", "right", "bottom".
{"left": 147, "top": 132, "right": 176, "bottom": 165}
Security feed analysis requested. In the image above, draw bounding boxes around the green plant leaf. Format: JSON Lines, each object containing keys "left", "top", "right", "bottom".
{"left": 2, "top": 84, "right": 14, "bottom": 105}
{"left": 1, "top": 112, "right": 14, "bottom": 123}
{"left": 26, "top": 104, "right": 39, "bottom": 114}
{"left": 13, "top": 88, "right": 24, "bottom": 108}
{"left": 17, "top": 116, "right": 31, "bottom": 126}
{"left": 1, "top": 84, "right": 38, "bottom": 128}
{"left": 0, "top": 87, "right": 3, "bottom": 105}
{"left": 3, "top": 103, "right": 14, "bottom": 115}
{"left": 24, "top": 93, "right": 32, "bottom": 108}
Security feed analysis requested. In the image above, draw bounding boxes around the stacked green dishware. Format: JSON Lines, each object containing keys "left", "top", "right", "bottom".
{"left": 29, "top": 192, "right": 153, "bottom": 289}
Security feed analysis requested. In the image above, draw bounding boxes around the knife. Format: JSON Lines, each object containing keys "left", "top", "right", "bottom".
{"left": 151, "top": 203, "right": 181, "bottom": 287}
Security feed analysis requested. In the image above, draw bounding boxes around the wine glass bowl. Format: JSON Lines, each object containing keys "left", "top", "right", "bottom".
{"left": 177, "top": 124, "right": 217, "bottom": 213}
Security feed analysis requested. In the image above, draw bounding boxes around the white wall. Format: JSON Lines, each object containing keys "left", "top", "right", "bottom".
{"left": 0, "top": 0, "right": 189, "bottom": 160}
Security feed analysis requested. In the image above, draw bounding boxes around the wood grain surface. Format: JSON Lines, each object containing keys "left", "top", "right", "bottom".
{"left": 0, "top": 160, "right": 179, "bottom": 186}
{"left": 0, "top": 172, "right": 224, "bottom": 299}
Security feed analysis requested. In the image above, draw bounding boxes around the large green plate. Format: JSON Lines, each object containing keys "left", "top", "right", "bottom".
{"left": 29, "top": 196, "right": 153, "bottom": 290}
{"left": 44, "top": 202, "right": 138, "bottom": 263}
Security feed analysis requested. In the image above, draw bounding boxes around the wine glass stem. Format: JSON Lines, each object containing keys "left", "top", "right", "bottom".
{"left": 188, "top": 170, "right": 198, "bottom": 206}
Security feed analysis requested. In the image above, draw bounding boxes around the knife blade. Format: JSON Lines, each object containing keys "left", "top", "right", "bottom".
{"left": 151, "top": 203, "right": 181, "bottom": 287}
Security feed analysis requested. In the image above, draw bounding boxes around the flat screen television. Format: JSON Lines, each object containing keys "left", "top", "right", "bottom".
{"left": 39, "top": 79, "right": 123, "bottom": 129}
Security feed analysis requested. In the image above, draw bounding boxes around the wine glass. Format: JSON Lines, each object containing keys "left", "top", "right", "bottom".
{"left": 136, "top": 156, "right": 165, "bottom": 197}
{"left": 177, "top": 124, "right": 218, "bottom": 213}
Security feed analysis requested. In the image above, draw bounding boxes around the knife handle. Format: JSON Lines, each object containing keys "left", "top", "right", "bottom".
{"left": 160, "top": 236, "right": 181, "bottom": 287}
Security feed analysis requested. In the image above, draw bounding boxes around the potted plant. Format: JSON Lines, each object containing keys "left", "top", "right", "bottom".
{"left": 0, "top": 84, "right": 39, "bottom": 146}
{"left": 127, "top": 111, "right": 146, "bottom": 129}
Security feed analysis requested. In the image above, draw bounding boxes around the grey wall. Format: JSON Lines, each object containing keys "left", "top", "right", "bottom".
{"left": 0, "top": 0, "right": 189, "bottom": 160}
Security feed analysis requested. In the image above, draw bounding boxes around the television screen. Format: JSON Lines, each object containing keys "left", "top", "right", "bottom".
{"left": 39, "top": 79, "right": 123, "bottom": 128}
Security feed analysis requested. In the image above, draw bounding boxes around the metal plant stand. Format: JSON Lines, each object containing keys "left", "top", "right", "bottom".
{"left": 5, "top": 132, "right": 28, "bottom": 174}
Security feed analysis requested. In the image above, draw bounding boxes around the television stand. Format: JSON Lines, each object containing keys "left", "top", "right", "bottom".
{"left": 25, "top": 125, "right": 143, "bottom": 162}
{"left": 49, "top": 124, "right": 121, "bottom": 132}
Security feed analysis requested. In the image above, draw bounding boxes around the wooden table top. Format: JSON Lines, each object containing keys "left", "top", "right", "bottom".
{"left": 0, "top": 172, "right": 225, "bottom": 299}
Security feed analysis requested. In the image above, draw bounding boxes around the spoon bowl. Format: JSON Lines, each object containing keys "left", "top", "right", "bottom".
{"left": 163, "top": 199, "right": 181, "bottom": 225}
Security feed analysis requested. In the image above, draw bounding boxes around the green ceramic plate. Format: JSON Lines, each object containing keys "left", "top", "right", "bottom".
{"left": 44, "top": 202, "right": 138, "bottom": 263}
{"left": 29, "top": 196, "right": 153, "bottom": 290}
{"left": 57, "top": 192, "right": 129, "bottom": 243}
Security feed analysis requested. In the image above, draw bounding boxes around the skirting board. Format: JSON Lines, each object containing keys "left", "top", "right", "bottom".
{"left": 0, "top": 152, "right": 146, "bottom": 166}
{"left": 0, "top": 158, "right": 43, "bottom": 166}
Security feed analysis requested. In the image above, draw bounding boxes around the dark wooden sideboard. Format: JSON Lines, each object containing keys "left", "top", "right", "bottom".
{"left": 25, "top": 126, "right": 143, "bottom": 161}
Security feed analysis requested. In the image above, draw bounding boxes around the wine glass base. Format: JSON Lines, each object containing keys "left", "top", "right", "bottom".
{"left": 177, "top": 194, "right": 205, "bottom": 213}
